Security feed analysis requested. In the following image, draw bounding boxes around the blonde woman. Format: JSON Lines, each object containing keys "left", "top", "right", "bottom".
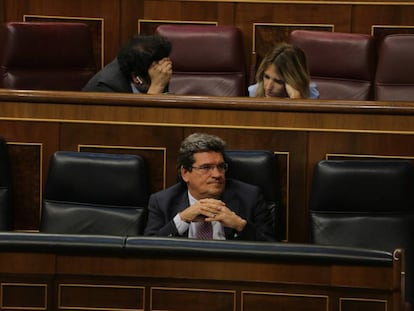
{"left": 248, "top": 42, "right": 319, "bottom": 99}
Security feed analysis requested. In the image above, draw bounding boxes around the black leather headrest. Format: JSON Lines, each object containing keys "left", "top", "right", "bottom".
{"left": 310, "top": 160, "right": 414, "bottom": 212}
{"left": 224, "top": 150, "right": 280, "bottom": 203}
{"left": 44, "top": 151, "right": 148, "bottom": 207}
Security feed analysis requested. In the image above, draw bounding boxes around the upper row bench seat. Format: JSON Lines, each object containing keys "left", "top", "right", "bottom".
{"left": 0, "top": 22, "right": 96, "bottom": 91}
{"left": 289, "top": 30, "right": 414, "bottom": 102}
{"left": 155, "top": 24, "right": 247, "bottom": 96}
{"left": 375, "top": 34, "right": 414, "bottom": 102}
{"left": 1, "top": 22, "right": 413, "bottom": 101}
{"left": 289, "top": 30, "right": 376, "bottom": 101}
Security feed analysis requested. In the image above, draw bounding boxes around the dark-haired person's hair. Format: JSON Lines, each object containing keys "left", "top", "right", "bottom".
{"left": 117, "top": 35, "right": 171, "bottom": 80}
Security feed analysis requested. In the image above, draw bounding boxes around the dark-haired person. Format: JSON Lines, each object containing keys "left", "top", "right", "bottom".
{"left": 144, "top": 133, "right": 276, "bottom": 241}
{"left": 249, "top": 42, "right": 319, "bottom": 99}
{"left": 83, "top": 35, "right": 172, "bottom": 94}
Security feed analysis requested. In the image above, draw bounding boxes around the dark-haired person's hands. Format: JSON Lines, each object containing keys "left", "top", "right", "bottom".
{"left": 147, "top": 57, "right": 173, "bottom": 94}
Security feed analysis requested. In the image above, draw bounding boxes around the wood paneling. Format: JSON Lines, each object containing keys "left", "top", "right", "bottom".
{"left": 60, "top": 123, "right": 182, "bottom": 191}
{"left": 2, "top": 89, "right": 414, "bottom": 242}
{"left": 0, "top": 245, "right": 403, "bottom": 311}
{"left": 59, "top": 284, "right": 144, "bottom": 310}
{"left": 242, "top": 292, "right": 328, "bottom": 311}
{"left": 0, "top": 120, "right": 59, "bottom": 230}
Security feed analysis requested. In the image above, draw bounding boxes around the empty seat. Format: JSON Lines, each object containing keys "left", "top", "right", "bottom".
{"left": 0, "top": 137, "right": 13, "bottom": 231}
{"left": 289, "top": 30, "right": 376, "bottom": 100}
{"left": 0, "top": 22, "right": 96, "bottom": 91}
{"left": 224, "top": 150, "right": 282, "bottom": 240}
{"left": 375, "top": 34, "right": 414, "bottom": 101}
{"left": 40, "top": 151, "right": 149, "bottom": 236}
{"left": 155, "top": 24, "right": 247, "bottom": 96}
{"left": 309, "top": 159, "right": 414, "bottom": 306}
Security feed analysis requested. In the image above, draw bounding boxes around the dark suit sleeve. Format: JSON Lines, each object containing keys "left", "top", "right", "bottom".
{"left": 235, "top": 192, "right": 276, "bottom": 242}
{"left": 83, "top": 81, "right": 118, "bottom": 92}
{"left": 144, "top": 191, "right": 181, "bottom": 237}
{"left": 82, "top": 59, "right": 133, "bottom": 93}
{"left": 224, "top": 180, "right": 276, "bottom": 242}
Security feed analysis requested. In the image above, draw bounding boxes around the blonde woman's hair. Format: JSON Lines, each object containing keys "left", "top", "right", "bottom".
{"left": 254, "top": 42, "right": 310, "bottom": 98}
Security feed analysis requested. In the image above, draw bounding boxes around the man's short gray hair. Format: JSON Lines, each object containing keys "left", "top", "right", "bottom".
{"left": 177, "top": 133, "right": 226, "bottom": 172}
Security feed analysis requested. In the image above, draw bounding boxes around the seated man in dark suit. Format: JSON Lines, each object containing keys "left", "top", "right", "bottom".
{"left": 83, "top": 34, "right": 172, "bottom": 94}
{"left": 144, "top": 133, "right": 276, "bottom": 241}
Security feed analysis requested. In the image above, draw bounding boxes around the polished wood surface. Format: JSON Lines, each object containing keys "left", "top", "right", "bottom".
{"left": 2, "top": 89, "right": 414, "bottom": 242}
{"left": 0, "top": 241, "right": 404, "bottom": 311}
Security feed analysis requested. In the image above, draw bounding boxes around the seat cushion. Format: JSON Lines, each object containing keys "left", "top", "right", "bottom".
{"left": 41, "top": 201, "right": 146, "bottom": 236}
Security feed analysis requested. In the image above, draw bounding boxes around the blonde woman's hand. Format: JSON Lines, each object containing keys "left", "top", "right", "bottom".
{"left": 285, "top": 83, "right": 302, "bottom": 99}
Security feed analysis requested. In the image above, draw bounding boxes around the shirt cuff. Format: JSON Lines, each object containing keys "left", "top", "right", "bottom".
{"left": 173, "top": 213, "right": 190, "bottom": 235}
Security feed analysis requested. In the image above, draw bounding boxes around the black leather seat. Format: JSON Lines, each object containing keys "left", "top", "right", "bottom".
{"left": 40, "top": 151, "right": 149, "bottom": 236}
{"left": 224, "top": 150, "right": 282, "bottom": 241}
{"left": 0, "top": 137, "right": 13, "bottom": 231}
{"left": 309, "top": 159, "right": 414, "bottom": 306}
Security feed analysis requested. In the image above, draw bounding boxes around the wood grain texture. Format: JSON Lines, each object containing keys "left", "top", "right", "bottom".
{"left": 2, "top": 89, "right": 414, "bottom": 242}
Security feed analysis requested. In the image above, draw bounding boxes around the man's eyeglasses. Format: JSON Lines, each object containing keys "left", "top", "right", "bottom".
{"left": 191, "top": 162, "right": 228, "bottom": 174}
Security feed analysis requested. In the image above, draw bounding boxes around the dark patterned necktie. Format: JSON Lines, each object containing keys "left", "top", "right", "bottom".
{"left": 196, "top": 221, "right": 213, "bottom": 239}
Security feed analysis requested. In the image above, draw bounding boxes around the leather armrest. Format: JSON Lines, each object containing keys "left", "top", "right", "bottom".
{"left": 125, "top": 237, "right": 393, "bottom": 265}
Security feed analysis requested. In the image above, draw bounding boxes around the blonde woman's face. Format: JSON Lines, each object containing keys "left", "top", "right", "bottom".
{"left": 263, "top": 64, "right": 287, "bottom": 98}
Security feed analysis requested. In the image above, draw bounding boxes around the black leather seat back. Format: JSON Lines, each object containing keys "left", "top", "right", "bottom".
{"left": 0, "top": 137, "right": 13, "bottom": 230}
{"left": 309, "top": 159, "right": 414, "bottom": 304}
{"left": 41, "top": 151, "right": 149, "bottom": 236}
{"left": 224, "top": 150, "right": 281, "bottom": 240}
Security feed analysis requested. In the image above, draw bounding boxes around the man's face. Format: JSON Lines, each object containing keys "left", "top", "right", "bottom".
{"left": 181, "top": 151, "right": 226, "bottom": 200}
